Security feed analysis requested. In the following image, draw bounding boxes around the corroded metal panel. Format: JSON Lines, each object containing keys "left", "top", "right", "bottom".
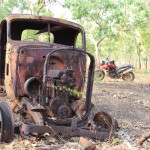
{"left": 0, "top": 14, "right": 118, "bottom": 142}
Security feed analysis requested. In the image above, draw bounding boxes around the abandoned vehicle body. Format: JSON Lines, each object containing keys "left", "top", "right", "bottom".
{"left": 0, "top": 15, "right": 118, "bottom": 142}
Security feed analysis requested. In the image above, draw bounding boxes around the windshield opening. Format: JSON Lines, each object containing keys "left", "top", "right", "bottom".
{"left": 10, "top": 19, "right": 81, "bottom": 46}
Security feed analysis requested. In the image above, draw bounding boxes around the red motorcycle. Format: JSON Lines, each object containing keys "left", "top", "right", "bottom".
{"left": 95, "top": 58, "right": 135, "bottom": 81}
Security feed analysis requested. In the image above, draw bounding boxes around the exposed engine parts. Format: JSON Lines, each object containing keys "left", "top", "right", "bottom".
{"left": 24, "top": 66, "right": 79, "bottom": 119}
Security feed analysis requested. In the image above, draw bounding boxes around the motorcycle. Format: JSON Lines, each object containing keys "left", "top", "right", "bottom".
{"left": 95, "top": 58, "right": 135, "bottom": 81}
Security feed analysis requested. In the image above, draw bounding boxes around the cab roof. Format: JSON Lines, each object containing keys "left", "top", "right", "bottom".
{"left": 3, "top": 14, "right": 85, "bottom": 46}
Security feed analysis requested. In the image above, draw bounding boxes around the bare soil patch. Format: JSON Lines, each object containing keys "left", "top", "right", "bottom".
{"left": 93, "top": 74, "right": 150, "bottom": 141}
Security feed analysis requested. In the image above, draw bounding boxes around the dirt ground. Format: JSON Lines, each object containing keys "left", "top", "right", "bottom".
{"left": 92, "top": 74, "right": 150, "bottom": 148}
{"left": 0, "top": 73, "right": 150, "bottom": 149}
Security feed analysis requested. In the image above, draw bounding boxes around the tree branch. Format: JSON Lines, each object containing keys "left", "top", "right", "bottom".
{"left": 37, "top": 2, "right": 45, "bottom": 15}
{"left": 97, "top": 36, "right": 106, "bottom": 47}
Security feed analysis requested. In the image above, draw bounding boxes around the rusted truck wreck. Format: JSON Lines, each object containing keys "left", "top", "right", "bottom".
{"left": 0, "top": 15, "right": 118, "bottom": 142}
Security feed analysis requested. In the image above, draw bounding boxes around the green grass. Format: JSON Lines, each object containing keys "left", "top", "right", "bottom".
{"left": 134, "top": 69, "right": 150, "bottom": 75}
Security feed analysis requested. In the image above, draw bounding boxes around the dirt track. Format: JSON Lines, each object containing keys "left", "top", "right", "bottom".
{"left": 92, "top": 74, "right": 150, "bottom": 140}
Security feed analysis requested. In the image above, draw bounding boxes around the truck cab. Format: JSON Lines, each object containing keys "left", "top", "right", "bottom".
{"left": 0, "top": 15, "right": 86, "bottom": 99}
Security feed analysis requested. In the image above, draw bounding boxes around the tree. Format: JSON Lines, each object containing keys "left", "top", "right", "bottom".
{"left": 1, "top": 0, "right": 150, "bottom": 69}
{"left": 0, "top": 0, "right": 59, "bottom": 21}
{"left": 0, "top": 0, "right": 21, "bottom": 21}
{"left": 15, "top": 0, "right": 54, "bottom": 15}
{"left": 65, "top": 0, "right": 126, "bottom": 65}
{"left": 65, "top": 0, "right": 150, "bottom": 69}
{"left": 140, "top": 24, "right": 150, "bottom": 69}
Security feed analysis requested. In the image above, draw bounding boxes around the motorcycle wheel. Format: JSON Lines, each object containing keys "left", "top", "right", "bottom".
{"left": 95, "top": 70, "right": 105, "bottom": 80}
{"left": 122, "top": 72, "right": 135, "bottom": 82}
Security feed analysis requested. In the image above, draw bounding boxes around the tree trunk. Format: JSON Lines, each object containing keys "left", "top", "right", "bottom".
{"left": 94, "top": 43, "right": 99, "bottom": 68}
{"left": 137, "top": 53, "right": 141, "bottom": 69}
{"left": 88, "top": 32, "right": 105, "bottom": 69}
{"left": 95, "top": 37, "right": 105, "bottom": 68}
{"left": 145, "top": 56, "right": 148, "bottom": 70}
{"left": 136, "top": 44, "right": 142, "bottom": 69}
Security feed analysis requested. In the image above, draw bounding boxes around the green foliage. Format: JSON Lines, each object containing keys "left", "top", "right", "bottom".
{"left": 0, "top": 0, "right": 150, "bottom": 69}
{"left": 144, "top": 70, "right": 150, "bottom": 75}
{"left": 112, "top": 137, "right": 123, "bottom": 145}
{"left": 75, "top": 33, "right": 82, "bottom": 49}
{"left": 22, "top": 29, "right": 54, "bottom": 42}
{"left": 0, "top": 0, "right": 54, "bottom": 21}
{"left": 65, "top": 0, "right": 150, "bottom": 69}
{"left": 134, "top": 69, "right": 150, "bottom": 75}
{"left": 0, "top": 0, "right": 20, "bottom": 21}
{"left": 140, "top": 24, "right": 150, "bottom": 55}
{"left": 51, "top": 85, "right": 86, "bottom": 99}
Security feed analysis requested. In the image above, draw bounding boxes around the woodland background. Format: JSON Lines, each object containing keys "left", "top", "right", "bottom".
{"left": 0, "top": 0, "right": 150, "bottom": 70}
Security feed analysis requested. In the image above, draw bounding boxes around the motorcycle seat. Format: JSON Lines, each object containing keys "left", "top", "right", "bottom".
{"left": 117, "top": 64, "right": 132, "bottom": 69}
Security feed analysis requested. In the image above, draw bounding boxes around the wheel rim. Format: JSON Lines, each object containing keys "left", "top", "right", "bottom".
{"left": 95, "top": 70, "right": 104, "bottom": 80}
{"left": 95, "top": 71, "right": 102, "bottom": 77}
{"left": 123, "top": 72, "right": 133, "bottom": 81}
{"left": 93, "top": 111, "right": 118, "bottom": 130}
